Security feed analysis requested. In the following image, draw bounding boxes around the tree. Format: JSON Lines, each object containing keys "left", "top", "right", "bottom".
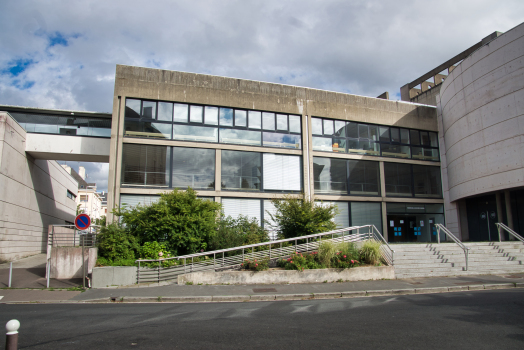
{"left": 209, "top": 215, "right": 269, "bottom": 253}
{"left": 115, "top": 188, "right": 222, "bottom": 255}
{"left": 97, "top": 222, "right": 140, "bottom": 262}
{"left": 268, "top": 196, "right": 338, "bottom": 240}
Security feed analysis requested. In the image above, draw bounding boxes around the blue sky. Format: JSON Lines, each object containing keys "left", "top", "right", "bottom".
{"left": 0, "top": 0, "right": 523, "bottom": 191}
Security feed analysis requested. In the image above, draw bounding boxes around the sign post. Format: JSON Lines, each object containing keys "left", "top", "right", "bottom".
{"left": 74, "top": 214, "right": 90, "bottom": 289}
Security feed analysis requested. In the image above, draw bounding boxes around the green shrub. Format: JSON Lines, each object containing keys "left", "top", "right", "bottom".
{"left": 318, "top": 241, "right": 338, "bottom": 267}
{"left": 139, "top": 242, "right": 177, "bottom": 268}
{"left": 209, "top": 215, "right": 269, "bottom": 253}
{"left": 96, "top": 257, "right": 137, "bottom": 266}
{"left": 267, "top": 196, "right": 338, "bottom": 239}
{"left": 97, "top": 223, "right": 139, "bottom": 262}
{"left": 241, "top": 258, "right": 269, "bottom": 271}
{"left": 280, "top": 252, "right": 324, "bottom": 270}
{"left": 359, "top": 240, "right": 382, "bottom": 265}
{"left": 116, "top": 188, "right": 222, "bottom": 255}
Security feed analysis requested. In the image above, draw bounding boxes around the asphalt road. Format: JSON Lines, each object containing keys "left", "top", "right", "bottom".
{"left": 1, "top": 289, "right": 524, "bottom": 349}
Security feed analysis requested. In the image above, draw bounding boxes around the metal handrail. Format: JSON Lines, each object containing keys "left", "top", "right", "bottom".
{"left": 135, "top": 224, "right": 391, "bottom": 284}
{"left": 370, "top": 225, "right": 395, "bottom": 265}
{"left": 495, "top": 223, "right": 524, "bottom": 243}
{"left": 434, "top": 223, "right": 470, "bottom": 270}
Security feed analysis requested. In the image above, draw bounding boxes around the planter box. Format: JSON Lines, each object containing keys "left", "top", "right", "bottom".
{"left": 178, "top": 266, "right": 395, "bottom": 285}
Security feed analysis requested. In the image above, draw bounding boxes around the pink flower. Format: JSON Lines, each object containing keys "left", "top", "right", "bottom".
{"left": 351, "top": 260, "right": 354, "bottom": 263}
{"left": 158, "top": 252, "right": 163, "bottom": 257}
{"left": 241, "top": 263, "right": 243, "bottom": 266}
{"left": 343, "top": 255, "right": 346, "bottom": 258}
{"left": 255, "top": 264, "right": 258, "bottom": 267}
{"left": 336, "top": 252, "right": 340, "bottom": 255}
{"left": 290, "top": 260, "right": 293, "bottom": 263}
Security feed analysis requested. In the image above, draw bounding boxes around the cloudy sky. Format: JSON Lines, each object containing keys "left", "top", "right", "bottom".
{"left": 1, "top": 0, "right": 523, "bottom": 191}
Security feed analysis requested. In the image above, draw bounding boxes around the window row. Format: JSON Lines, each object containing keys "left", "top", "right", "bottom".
{"left": 311, "top": 117, "right": 439, "bottom": 161}
{"left": 125, "top": 99, "right": 302, "bottom": 149}
{"left": 121, "top": 144, "right": 302, "bottom": 192}
{"left": 384, "top": 163, "right": 442, "bottom": 198}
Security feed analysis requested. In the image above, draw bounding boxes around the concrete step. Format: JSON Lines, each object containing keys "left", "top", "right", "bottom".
{"left": 395, "top": 261, "right": 523, "bottom": 271}
{"left": 397, "top": 267, "right": 524, "bottom": 279}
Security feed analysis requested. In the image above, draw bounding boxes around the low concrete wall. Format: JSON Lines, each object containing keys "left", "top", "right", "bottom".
{"left": 178, "top": 266, "right": 395, "bottom": 285}
{"left": 50, "top": 247, "right": 97, "bottom": 278}
{"left": 92, "top": 266, "right": 137, "bottom": 288}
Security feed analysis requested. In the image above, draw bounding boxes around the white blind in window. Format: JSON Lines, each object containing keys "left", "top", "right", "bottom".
{"left": 316, "top": 201, "right": 350, "bottom": 229}
{"left": 350, "top": 202, "right": 382, "bottom": 232}
{"left": 263, "top": 200, "right": 278, "bottom": 240}
{"left": 120, "top": 195, "right": 160, "bottom": 209}
{"left": 263, "top": 154, "right": 301, "bottom": 191}
{"left": 222, "top": 198, "right": 261, "bottom": 223}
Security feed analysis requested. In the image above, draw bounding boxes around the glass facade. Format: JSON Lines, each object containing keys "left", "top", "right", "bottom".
{"left": 386, "top": 203, "right": 445, "bottom": 243}
{"left": 311, "top": 117, "right": 439, "bottom": 161}
{"left": 172, "top": 147, "right": 215, "bottom": 190}
{"left": 384, "top": 163, "right": 442, "bottom": 198}
{"left": 10, "top": 112, "right": 111, "bottom": 137}
{"left": 124, "top": 98, "right": 301, "bottom": 149}
{"left": 121, "top": 144, "right": 171, "bottom": 187}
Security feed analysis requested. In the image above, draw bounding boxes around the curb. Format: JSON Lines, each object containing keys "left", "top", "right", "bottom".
{"left": 3, "top": 282, "right": 523, "bottom": 304}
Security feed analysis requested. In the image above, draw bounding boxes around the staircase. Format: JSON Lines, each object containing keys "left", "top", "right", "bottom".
{"left": 394, "top": 242, "right": 524, "bottom": 278}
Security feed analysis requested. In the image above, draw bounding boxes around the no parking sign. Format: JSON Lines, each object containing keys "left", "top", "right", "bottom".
{"left": 75, "top": 213, "right": 91, "bottom": 231}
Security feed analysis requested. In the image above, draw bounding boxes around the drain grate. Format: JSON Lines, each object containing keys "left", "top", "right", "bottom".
{"left": 253, "top": 288, "right": 277, "bottom": 293}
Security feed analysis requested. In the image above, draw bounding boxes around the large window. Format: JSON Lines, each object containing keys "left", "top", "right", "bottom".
{"left": 221, "top": 151, "right": 261, "bottom": 191}
{"left": 125, "top": 98, "right": 301, "bottom": 149}
{"left": 121, "top": 144, "right": 170, "bottom": 187}
{"left": 313, "top": 157, "right": 380, "bottom": 196}
{"left": 172, "top": 147, "right": 215, "bottom": 190}
{"left": 263, "top": 153, "right": 301, "bottom": 191}
{"left": 311, "top": 117, "right": 439, "bottom": 161}
{"left": 10, "top": 112, "right": 111, "bottom": 137}
{"left": 384, "top": 163, "right": 442, "bottom": 198}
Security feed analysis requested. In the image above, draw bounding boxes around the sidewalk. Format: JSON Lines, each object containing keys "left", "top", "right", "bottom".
{"left": 1, "top": 273, "right": 524, "bottom": 304}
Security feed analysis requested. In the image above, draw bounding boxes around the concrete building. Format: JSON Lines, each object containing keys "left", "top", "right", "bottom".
{"left": 435, "top": 22, "right": 524, "bottom": 241}
{"left": 0, "top": 112, "right": 78, "bottom": 262}
{"left": 61, "top": 165, "right": 103, "bottom": 221}
{"left": 107, "top": 65, "right": 442, "bottom": 242}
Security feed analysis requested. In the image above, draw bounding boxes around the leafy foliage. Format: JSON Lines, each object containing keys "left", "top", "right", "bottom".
{"left": 115, "top": 188, "right": 222, "bottom": 255}
{"left": 359, "top": 240, "right": 383, "bottom": 265}
{"left": 278, "top": 242, "right": 367, "bottom": 270}
{"left": 241, "top": 258, "right": 270, "bottom": 271}
{"left": 268, "top": 196, "right": 338, "bottom": 240}
{"left": 97, "top": 222, "right": 140, "bottom": 262}
{"left": 209, "top": 215, "right": 269, "bottom": 253}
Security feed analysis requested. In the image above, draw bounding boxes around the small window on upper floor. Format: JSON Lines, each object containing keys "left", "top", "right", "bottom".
{"left": 67, "top": 190, "right": 76, "bottom": 200}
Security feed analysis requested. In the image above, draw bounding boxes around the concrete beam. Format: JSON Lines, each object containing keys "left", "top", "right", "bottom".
{"left": 25, "top": 134, "right": 110, "bottom": 162}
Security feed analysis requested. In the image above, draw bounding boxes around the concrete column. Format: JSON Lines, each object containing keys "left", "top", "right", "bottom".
{"left": 381, "top": 201, "right": 388, "bottom": 242}
{"left": 107, "top": 96, "right": 123, "bottom": 222}
{"left": 379, "top": 161, "right": 386, "bottom": 197}
{"left": 215, "top": 150, "right": 221, "bottom": 193}
{"left": 505, "top": 189, "right": 514, "bottom": 233}
{"left": 496, "top": 192, "right": 504, "bottom": 241}
{"left": 302, "top": 114, "right": 313, "bottom": 201}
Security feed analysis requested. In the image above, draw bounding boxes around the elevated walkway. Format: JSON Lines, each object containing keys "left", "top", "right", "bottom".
{"left": 25, "top": 133, "right": 110, "bottom": 162}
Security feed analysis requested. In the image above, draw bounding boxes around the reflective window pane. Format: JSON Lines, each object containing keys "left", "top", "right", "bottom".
{"left": 221, "top": 150, "right": 261, "bottom": 191}
{"left": 369, "top": 125, "right": 379, "bottom": 141}
{"left": 347, "top": 139, "right": 380, "bottom": 156}
{"left": 289, "top": 115, "right": 301, "bottom": 133}
{"left": 346, "top": 122, "right": 358, "bottom": 138}
{"left": 379, "top": 127, "right": 390, "bottom": 142}
{"left": 332, "top": 138, "right": 346, "bottom": 153}
{"left": 172, "top": 147, "right": 215, "bottom": 190}
{"left": 190, "top": 105, "right": 203, "bottom": 123}
{"left": 412, "top": 147, "right": 439, "bottom": 161}
{"left": 381, "top": 144, "right": 411, "bottom": 158}
{"left": 413, "top": 165, "right": 442, "bottom": 198}
{"left": 125, "top": 99, "right": 141, "bottom": 119}
{"left": 263, "top": 132, "right": 301, "bottom": 149}
{"left": 122, "top": 144, "right": 170, "bottom": 187}
{"left": 142, "top": 101, "right": 156, "bottom": 119}
{"left": 173, "top": 103, "right": 188, "bottom": 123}
{"left": 124, "top": 120, "right": 171, "bottom": 139}
{"left": 263, "top": 112, "right": 275, "bottom": 130}
{"left": 358, "top": 124, "right": 369, "bottom": 139}
{"left": 323, "top": 119, "right": 334, "bottom": 135}
{"left": 276, "top": 114, "right": 287, "bottom": 131}
{"left": 400, "top": 129, "right": 410, "bottom": 144}
{"left": 384, "top": 163, "right": 412, "bottom": 197}
{"left": 220, "top": 128, "right": 261, "bottom": 146}
{"left": 311, "top": 118, "right": 323, "bottom": 135}
{"left": 334, "top": 121, "right": 346, "bottom": 137}
{"left": 219, "top": 108, "right": 233, "bottom": 126}
{"left": 410, "top": 130, "right": 420, "bottom": 145}
{"left": 235, "top": 110, "right": 247, "bottom": 127}
{"left": 313, "top": 157, "right": 347, "bottom": 194}
{"left": 390, "top": 128, "right": 400, "bottom": 143}
{"left": 248, "top": 111, "right": 261, "bottom": 129}
{"left": 420, "top": 131, "right": 430, "bottom": 146}
{"left": 158, "top": 102, "right": 173, "bottom": 122}
{"left": 348, "top": 160, "right": 380, "bottom": 196}
{"left": 429, "top": 132, "right": 438, "bottom": 147}
{"left": 173, "top": 125, "right": 218, "bottom": 142}
{"left": 204, "top": 106, "right": 219, "bottom": 125}
{"left": 312, "top": 137, "right": 333, "bottom": 152}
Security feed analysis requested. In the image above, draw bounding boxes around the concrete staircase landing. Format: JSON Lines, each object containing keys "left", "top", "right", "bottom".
{"left": 393, "top": 242, "right": 524, "bottom": 278}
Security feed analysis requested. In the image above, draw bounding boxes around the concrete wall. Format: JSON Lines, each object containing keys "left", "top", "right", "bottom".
{"left": 437, "top": 23, "right": 524, "bottom": 203}
{"left": 49, "top": 246, "right": 97, "bottom": 278}
{"left": 178, "top": 266, "right": 395, "bottom": 285}
{"left": 25, "top": 133, "right": 110, "bottom": 162}
{"left": 410, "top": 84, "right": 441, "bottom": 107}
{"left": 0, "top": 112, "right": 77, "bottom": 262}
{"left": 91, "top": 266, "right": 137, "bottom": 288}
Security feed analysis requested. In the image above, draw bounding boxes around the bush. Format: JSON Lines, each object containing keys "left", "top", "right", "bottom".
{"left": 279, "top": 252, "right": 323, "bottom": 270}
{"left": 139, "top": 241, "right": 178, "bottom": 268}
{"left": 359, "top": 240, "right": 382, "bottom": 265}
{"left": 241, "top": 258, "right": 269, "bottom": 271}
{"left": 209, "top": 215, "right": 269, "bottom": 253}
{"left": 96, "top": 257, "right": 136, "bottom": 267}
{"left": 97, "top": 223, "right": 140, "bottom": 262}
{"left": 268, "top": 196, "right": 338, "bottom": 240}
{"left": 116, "top": 188, "right": 222, "bottom": 255}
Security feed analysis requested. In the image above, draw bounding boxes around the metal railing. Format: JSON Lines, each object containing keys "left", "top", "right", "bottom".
{"left": 135, "top": 224, "right": 394, "bottom": 284}
{"left": 434, "top": 224, "right": 470, "bottom": 271}
{"left": 48, "top": 225, "right": 100, "bottom": 247}
{"left": 495, "top": 223, "right": 524, "bottom": 243}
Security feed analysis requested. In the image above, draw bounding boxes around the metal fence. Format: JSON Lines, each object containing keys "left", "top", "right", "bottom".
{"left": 135, "top": 224, "right": 394, "bottom": 284}
{"left": 48, "top": 225, "right": 100, "bottom": 247}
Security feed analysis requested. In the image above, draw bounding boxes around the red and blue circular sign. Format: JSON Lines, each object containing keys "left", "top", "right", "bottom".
{"left": 75, "top": 214, "right": 91, "bottom": 231}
